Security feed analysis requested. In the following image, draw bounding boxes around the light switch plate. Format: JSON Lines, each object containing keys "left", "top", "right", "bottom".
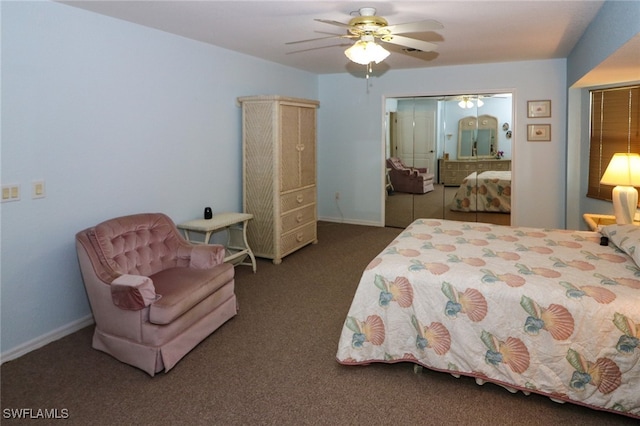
{"left": 1, "top": 184, "right": 21, "bottom": 202}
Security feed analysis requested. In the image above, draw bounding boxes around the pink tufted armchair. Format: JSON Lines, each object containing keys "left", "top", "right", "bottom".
{"left": 76, "top": 213, "right": 237, "bottom": 376}
{"left": 386, "top": 157, "right": 435, "bottom": 194}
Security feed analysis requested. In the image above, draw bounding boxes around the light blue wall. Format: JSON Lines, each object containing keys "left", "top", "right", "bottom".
{"left": 317, "top": 60, "right": 567, "bottom": 228}
{"left": 0, "top": 1, "right": 317, "bottom": 355}
{"left": 567, "top": 0, "right": 640, "bottom": 88}
{"left": 565, "top": 0, "right": 640, "bottom": 229}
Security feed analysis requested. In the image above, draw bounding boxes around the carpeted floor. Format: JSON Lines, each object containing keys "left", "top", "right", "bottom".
{"left": 0, "top": 222, "right": 635, "bottom": 425}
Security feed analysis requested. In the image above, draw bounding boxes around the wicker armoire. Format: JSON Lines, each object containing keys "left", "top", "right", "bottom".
{"left": 237, "top": 96, "right": 320, "bottom": 264}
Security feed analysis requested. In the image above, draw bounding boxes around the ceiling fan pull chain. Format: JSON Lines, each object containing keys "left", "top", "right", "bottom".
{"left": 365, "top": 62, "right": 377, "bottom": 93}
{"left": 365, "top": 63, "right": 370, "bottom": 93}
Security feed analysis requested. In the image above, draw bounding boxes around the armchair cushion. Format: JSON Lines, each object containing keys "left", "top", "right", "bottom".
{"left": 149, "top": 262, "right": 234, "bottom": 325}
{"left": 111, "top": 274, "right": 160, "bottom": 310}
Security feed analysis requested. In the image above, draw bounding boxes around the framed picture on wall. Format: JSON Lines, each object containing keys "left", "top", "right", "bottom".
{"left": 527, "top": 100, "right": 551, "bottom": 118}
{"left": 527, "top": 124, "right": 551, "bottom": 141}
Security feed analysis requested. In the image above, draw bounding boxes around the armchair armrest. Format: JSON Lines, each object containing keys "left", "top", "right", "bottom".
{"left": 111, "top": 274, "right": 160, "bottom": 310}
{"left": 186, "top": 244, "right": 225, "bottom": 269}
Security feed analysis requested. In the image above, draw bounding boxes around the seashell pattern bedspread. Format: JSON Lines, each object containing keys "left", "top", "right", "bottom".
{"left": 450, "top": 171, "right": 511, "bottom": 213}
{"left": 336, "top": 219, "right": 640, "bottom": 419}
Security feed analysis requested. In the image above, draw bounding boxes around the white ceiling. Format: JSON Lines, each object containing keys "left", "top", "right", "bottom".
{"left": 61, "top": 0, "right": 638, "bottom": 82}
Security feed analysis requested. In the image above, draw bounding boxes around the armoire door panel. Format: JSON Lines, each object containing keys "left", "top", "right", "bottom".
{"left": 280, "top": 105, "right": 300, "bottom": 193}
{"left": 299, "top": 107, "right": 316, "bottom": 187}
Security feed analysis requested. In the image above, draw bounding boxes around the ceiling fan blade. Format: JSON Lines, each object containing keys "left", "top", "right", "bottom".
{"left": 286, "top": 43, "right": 353, "bottom": 55}
{"left": 384, "top": 20, "right": 444, "bottom": 34}
{"left": 286, "top": 34, "right": 346, "bottom": 45}
{"left": 382, "top": 35, "right": 438, "bottom": 52}
{"left": 314, "top": 19, "right": 352, "bottom": 28}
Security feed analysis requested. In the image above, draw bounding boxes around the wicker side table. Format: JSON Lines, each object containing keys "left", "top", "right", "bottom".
{"left": 583, "top": 213, "right": 640, "bottom": 231}
{"left": 178, "top": 212, "right": 257, "bottom": 272}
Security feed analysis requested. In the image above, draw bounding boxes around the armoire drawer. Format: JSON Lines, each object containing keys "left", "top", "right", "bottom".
{"left": 458, "top": 162, "right": 476, "bottom": 172}
{"left": 281, "top": 187, "right": 316, "bottom": 213}
{"left": 475, "top": 161, "right": 489, "bottom": 171}
{"left": 476, "top": 160, "right": 511, "bottom": 171}
{"left": 443, "top": 170, "right": 459, "bottom": 179}
{"left": 443, "top": 162, "right": 457, "bottom": 171}
{"left": 491, "top": 161, "right": 511, "bottom": 170}
{"left": 443, "top": 171, "right": 469, "bottom": 186}
{"left": 280, "top": 222, "right": 316, "bottom": 255}
{"left": 281, "top": 204, "right": 316, "bottom": 233}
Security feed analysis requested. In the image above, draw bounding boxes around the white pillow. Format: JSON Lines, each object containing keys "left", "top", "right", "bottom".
{"left": 601, "top": 224, "right": 640, "bottom": 267}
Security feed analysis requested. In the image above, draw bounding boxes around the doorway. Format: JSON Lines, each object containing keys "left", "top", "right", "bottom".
{"left": 390, "top": 109, "right": 437, "bottom": 171}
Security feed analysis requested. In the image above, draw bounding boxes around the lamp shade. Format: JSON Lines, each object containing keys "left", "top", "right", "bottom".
{"left": 600, "top": 153, "right": 640, "bottom": 186}
{"left": 600, "top": 152, "right": 640, "bottom": 224}
{"left": 344, "top": 40, "right": 390, "bottom": 65}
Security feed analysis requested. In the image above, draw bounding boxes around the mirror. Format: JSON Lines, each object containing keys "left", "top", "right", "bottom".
{"left": 458, "top": 115, "right": 498, "bottom": 159}
{"left": 385, "top": 93, "right": 512, "bottom": 229}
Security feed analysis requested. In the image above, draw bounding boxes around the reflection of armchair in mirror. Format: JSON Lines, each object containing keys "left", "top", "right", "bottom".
{"left": 458, "top": 115, "right": 498, "bottom": 159}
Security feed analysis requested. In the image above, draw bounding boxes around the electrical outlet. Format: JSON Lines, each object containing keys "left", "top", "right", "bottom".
{"left": 32, "top": 180, "right": 46, "bottom": 199}
{"left": 335, "top": 192, "right": 340, "bottom": 200}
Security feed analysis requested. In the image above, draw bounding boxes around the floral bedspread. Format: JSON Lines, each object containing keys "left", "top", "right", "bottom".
{"left": 336, "top": 219, "right": 640, "bottom": 419}
{"left": 450, "top": 171, "right": 511, "bottom": 213}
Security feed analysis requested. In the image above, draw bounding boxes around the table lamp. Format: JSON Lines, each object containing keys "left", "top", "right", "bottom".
{"left": 599, "top": 152, "right": 640, "bottom": 224}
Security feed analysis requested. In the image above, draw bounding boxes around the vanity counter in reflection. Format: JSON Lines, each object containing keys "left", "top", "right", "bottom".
{"left": 438, "top": 159, "right": 511, "bottom": 186}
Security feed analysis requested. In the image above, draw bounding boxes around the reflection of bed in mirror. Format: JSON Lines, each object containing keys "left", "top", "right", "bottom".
{"left": 450, "top": 170, "right": 512, "bottom": 213}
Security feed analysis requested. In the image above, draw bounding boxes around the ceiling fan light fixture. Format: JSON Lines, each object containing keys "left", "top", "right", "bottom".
{"left": 458, "top": 97, "right": 484, "bottom": 109}
{"left": 458, "top": 99, "right": 474, "bottom": 109}
{"left": 344, "top": 40, "right": 390, "bottom": 65}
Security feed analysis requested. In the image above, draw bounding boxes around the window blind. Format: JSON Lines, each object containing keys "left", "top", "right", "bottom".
{"left": 587, "top": 86, "right": 640, "bottom": 201}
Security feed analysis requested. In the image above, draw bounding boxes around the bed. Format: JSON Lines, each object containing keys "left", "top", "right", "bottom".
{"left": 336, "top": 219, "right": 640, "bottom": 419}
{"left": 450, "top": 170, "right": 511, "bottom": 213}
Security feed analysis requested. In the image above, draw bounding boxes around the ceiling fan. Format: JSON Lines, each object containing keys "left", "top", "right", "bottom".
{"left": 287, "top": 7, "right": 443, "bottom": 65}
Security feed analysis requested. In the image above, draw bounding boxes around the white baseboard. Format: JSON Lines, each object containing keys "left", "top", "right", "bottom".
{"left": 318, "top": 216, "right": 383, "bottom": 227}
{"left": 0, "top": 315, "right": 94, "bottom": 365}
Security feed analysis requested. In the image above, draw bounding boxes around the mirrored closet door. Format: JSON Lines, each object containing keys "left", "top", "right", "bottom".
{"left": 385, "top": 93, "right": 513, "bottom": 228}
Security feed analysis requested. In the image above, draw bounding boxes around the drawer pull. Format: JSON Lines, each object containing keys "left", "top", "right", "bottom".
{"left": 296, "top": 213, "right": 303, "bottom": 222}
{"left": 296, "top": 195, "right": 304, "bottom": 203}
{"left": 296, "top": 232, "right": 304, "bottom": 242}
